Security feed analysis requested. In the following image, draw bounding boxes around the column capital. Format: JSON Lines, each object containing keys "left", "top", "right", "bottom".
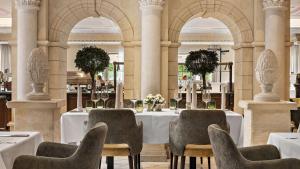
{"left": 139, "top": 0, "right": 165, "bottom": 10}
{"left": 15, "top": 0, "right": 40, "bottom": 10}
{"left": 263, "top": 0, "right": 288, "bottom": 10}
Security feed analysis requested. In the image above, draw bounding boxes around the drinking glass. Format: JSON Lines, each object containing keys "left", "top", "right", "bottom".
{"left": 135, "top": 100, "right": 144, "bottom": 113}
{"left": 91, "top": 92, "right": 100, "bottom": 108}
{"left": 169, "top": 99, "right": 177, "bottom": 110}
{"left": 85, "top": 100, "right": 93, "bottom": 112}
{"left": 101, "top": 89, "right": 110, "bottom": 108}
{"left": 173, "top": 91, "right": 182, "bottom": 113}
{"left": 131, "top": 99, "right": 137, "bottom": 109}
{"left": 202, "top": 89, "right": 211, "bottom": 109}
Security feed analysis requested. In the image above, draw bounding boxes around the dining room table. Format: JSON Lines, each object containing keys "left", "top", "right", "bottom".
{"left": 61, "top": 108, "right": 243, "bottom": 169}
{"left": 0, "top": 132, "right": 43, "bottom": 169}
{"left": 268, "top": 132, "right": 300, "bottom": 159}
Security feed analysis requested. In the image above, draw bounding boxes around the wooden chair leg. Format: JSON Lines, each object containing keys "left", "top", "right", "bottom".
{"left": 200, "top": 157, "right": 203, "bottom": 164}
{"left": 170, "top": 153, "right": 173, "bottom": 169}
{"left": 174, "top": 155, "right": 178, "bottom": 169}
{"left": 208, "top": 157, "right": 211, "bottom": 169}
{"left": 134, "top": 155, "right": 138, "bottom": 169}
{"left": 180, "top": 156, "right": 186, "bottom": 169}
{"left": 138, "top": 154, "right": 141, "bottom": 169}
{"left": 99, "top": 157, "right": 102, "bottom": 169}
{"left": 128, "top": 156, "right": 134, "bottom": 169}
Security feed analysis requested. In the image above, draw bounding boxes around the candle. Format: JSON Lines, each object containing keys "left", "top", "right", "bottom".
{"left": 186, "top": 81, "right": 191, "bottom": 103}
{"left": 192, "top": 82, "right": 197, "bottom": 109}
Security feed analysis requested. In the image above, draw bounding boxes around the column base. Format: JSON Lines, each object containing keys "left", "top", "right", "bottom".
{"left": 239, "top": 100, "right": 296, "bottom": 146}
{"left": 7, "top": 99, "right": 65, "bottom": 142}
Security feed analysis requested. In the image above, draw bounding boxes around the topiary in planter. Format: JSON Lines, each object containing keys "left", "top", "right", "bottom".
{"left": 185, "top": 49, "right": 219, "bottom": 89}
{"left": 75, "top": 46, "right": 110, "bottom": 94}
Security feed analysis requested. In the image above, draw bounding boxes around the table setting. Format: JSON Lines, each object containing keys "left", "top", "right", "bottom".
{"left": 0, "top": 132, "right": 42, "bottom": 169}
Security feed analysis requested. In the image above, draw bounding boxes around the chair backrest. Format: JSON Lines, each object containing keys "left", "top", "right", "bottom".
{"left": 208, "top": 124, "right": 244, "bottom": 169}
{"left": 177, "top": 110, "right": 228, "bottom": 145}
{"left": 87, "top": 109, "right": 137, "bottom": 144}
{"left": 73, "top": 122, "right": 107, "bottom": 169}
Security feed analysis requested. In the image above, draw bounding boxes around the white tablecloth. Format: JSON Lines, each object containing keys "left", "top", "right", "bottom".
{"left": 268, "top": 133, "right": 300, "bottom": 159}
{"left": 0, "top": 132, "right": 42, "bottom": 169}
{"left": 61, "top": 109, "right": 243, "bottom": 145}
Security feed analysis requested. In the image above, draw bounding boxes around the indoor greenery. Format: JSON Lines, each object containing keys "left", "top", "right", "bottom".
{"left": 185, "top": 49, "right": 219, "bottom": 89}
{"left": 75, "top": 46, "right": 110, "bottom": 93}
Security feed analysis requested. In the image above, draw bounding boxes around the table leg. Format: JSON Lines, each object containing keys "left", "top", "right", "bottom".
{"left": 189, "top": 157, "right": 196, "bottom": 169}
{"left": 107, "top": 156, "right": 114, "bottom": 169}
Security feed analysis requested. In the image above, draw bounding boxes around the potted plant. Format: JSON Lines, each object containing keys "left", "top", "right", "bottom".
{"left": 185, "top": 49, "right": 219, "bottom": 89}
{"left": 75, "top": 46, "right": 110, "bottom": 96}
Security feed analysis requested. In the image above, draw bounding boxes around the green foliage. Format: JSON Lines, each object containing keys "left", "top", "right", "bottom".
{"left": 185, "top": 49, "right": 219, "bottom": 75}
{"left": 75, "top": 46, "right": 110, "bottom": 81}
{"left": 185, "top": 49, "right": 219, "bottom": 89}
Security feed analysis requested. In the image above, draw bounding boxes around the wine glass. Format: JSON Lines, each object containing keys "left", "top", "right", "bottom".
{"left": 202, "top": 89, "right": 211, "bottom": 109}
{"left": 91, "top": 92, "right": 100, "bottom": 108}
{"left": 101, "top": 88, "right": 110, "bottom": 108}
{"left": 131, "top": 99, "right": 137, "bottom": 109}
{"left": 173, "top": 90, "right": 182, "bottom": 113}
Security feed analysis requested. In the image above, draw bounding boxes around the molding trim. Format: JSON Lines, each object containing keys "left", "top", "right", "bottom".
{"left": 139, "top": 0, "right": 165, "bottom": 10}
{"left": 263, "top": 0, "right": 288, "bottom": 10}
{"left": 15, "top": 0, "right": 40, "bottom": 10}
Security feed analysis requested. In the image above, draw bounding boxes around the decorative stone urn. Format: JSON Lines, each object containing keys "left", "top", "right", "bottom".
{"left": 26, "top": 47, "right": 50, "bottom": 100}
{"left": 254, "top": 49, "right": 280, "bottom": 102}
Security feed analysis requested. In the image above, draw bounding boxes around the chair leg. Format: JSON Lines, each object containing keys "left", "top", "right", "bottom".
{"left": 208, "top": 157, "right": 211, "bottom": 169}
{"left": 128, "top": 156, "right": 134, "bottom": 169}
{"left": 99, "top": 157, "right": 102, "bottom": 169}
{"left": 200, "top": 157, "right": 203, "bottom": 164}
{"left": 138, "top": 154, "right": 141, "bottom": 169}
{"left": 170, "top": 153, "right": 173, "bottom": 169}
{"left": 134, "top": 155, "right": 138, "bottom": 169}
{"left": 174, "top": 155, "right": 178, "bottom": 169}
{"left": 180, "top": 156, "right": 186, "bottom": 169}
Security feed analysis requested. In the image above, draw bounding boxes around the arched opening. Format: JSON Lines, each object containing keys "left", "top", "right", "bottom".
{"left": 168, "top": 1, "right": 254, "bottom": 112}
{"left": 178, "top": 17, "right": 235, "bottom": 109}
{"left": 65, "top": 16, "right": 124, "bottom": 111}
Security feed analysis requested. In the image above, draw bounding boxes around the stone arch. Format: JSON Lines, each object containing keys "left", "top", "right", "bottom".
{"left": 169, "top": 0, "right": 253, "bottom": 45}
{"left": 49, "top": 0, "right": 134, "bottom": 42}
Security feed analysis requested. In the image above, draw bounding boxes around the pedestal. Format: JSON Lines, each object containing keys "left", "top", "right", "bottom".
{"left": 239, "top": 100, "right": 296, "bottom": 146}
{"left": 7, "top": 100, "right": 65, "bottom": 142}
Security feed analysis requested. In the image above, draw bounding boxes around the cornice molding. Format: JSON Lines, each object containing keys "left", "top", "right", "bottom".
{"left": 263, "top": 0, "right": 288, "bottom": 10}
{"left": 15, "top": 0, "right": 40, "bottom": 10}
{"left": 139, "top": 0, "right": 165, "bottom": 10}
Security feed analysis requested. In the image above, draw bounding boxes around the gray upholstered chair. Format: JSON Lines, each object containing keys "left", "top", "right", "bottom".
{"left": 88, "top": 109, "right": 143, "bottom": 169}
{"left": 12, "top": 122, "right": 108, "bottom": 169}
{"left": 169, "top": 110, "right": 228, "bottom": 169}
{"left": 208, "top": 124, "right": 300, "bottom": 169}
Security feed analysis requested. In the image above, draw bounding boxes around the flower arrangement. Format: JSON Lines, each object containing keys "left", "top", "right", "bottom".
{"left": 144, "top": 94, "right": 165, "bottom": 111}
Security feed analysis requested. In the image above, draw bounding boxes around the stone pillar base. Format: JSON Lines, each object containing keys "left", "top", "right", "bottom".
{"left": 7, "top": 100, "right": 65, "bottom": 142}
{"left": 239, "top": 100, "right": 296, "bottom": 146}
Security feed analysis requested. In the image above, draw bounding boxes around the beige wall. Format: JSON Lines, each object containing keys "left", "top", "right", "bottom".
{"left": 8, "top": 0, "right": 292, "bottom": 112}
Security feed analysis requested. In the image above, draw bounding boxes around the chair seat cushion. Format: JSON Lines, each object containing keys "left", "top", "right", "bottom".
{"left": 102, "top": 144, "right": 130, "bottom": 156}
{"left": 184, "top": 144, "right": 213, "bottom": 157}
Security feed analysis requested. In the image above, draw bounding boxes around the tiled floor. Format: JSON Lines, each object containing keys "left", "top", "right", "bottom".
{"left": 100, "top": 157, "right": 217, "bottom": 169}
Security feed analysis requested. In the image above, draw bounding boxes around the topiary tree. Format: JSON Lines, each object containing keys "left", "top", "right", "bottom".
{"left": 75, "top": 46, "right": 110, "bottom": 93}
{"left": 185, "top": 49, "right": 219, "bottom": 89}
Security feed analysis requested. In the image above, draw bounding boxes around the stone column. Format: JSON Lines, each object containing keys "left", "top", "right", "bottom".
{"left": 263, "top": 0, "right": 289, "bottom": 100}
{"left": 140, "top": 0, "right": 165, "bottom": 98}
{"left": 15, "top": 0, "right": 40, "bottom": 100}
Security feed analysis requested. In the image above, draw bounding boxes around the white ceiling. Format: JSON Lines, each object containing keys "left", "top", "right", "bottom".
{"left": 71, "top": 17, "right": 121, "bottom": 34}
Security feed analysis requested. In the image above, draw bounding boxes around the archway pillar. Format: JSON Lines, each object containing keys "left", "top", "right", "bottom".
{"left": 167, "top": 43, "right": 181, "bottom": 104}
{"left": 123, "top": 41, "right": 141, "bottom": 99}
{"left": 233, "top": 44, "right": 254, "bottom": 113}
{"left": 15, "top": 0, "right": 40, "bottom": 100}
{"left": 140, "top": 0, "right": 165, "bottom": 98}
{"left": 48, "top": 42, "right": 68, "bottom": 109}
{"left": 263, "top": 0, "right": 289, "bottom": 100}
